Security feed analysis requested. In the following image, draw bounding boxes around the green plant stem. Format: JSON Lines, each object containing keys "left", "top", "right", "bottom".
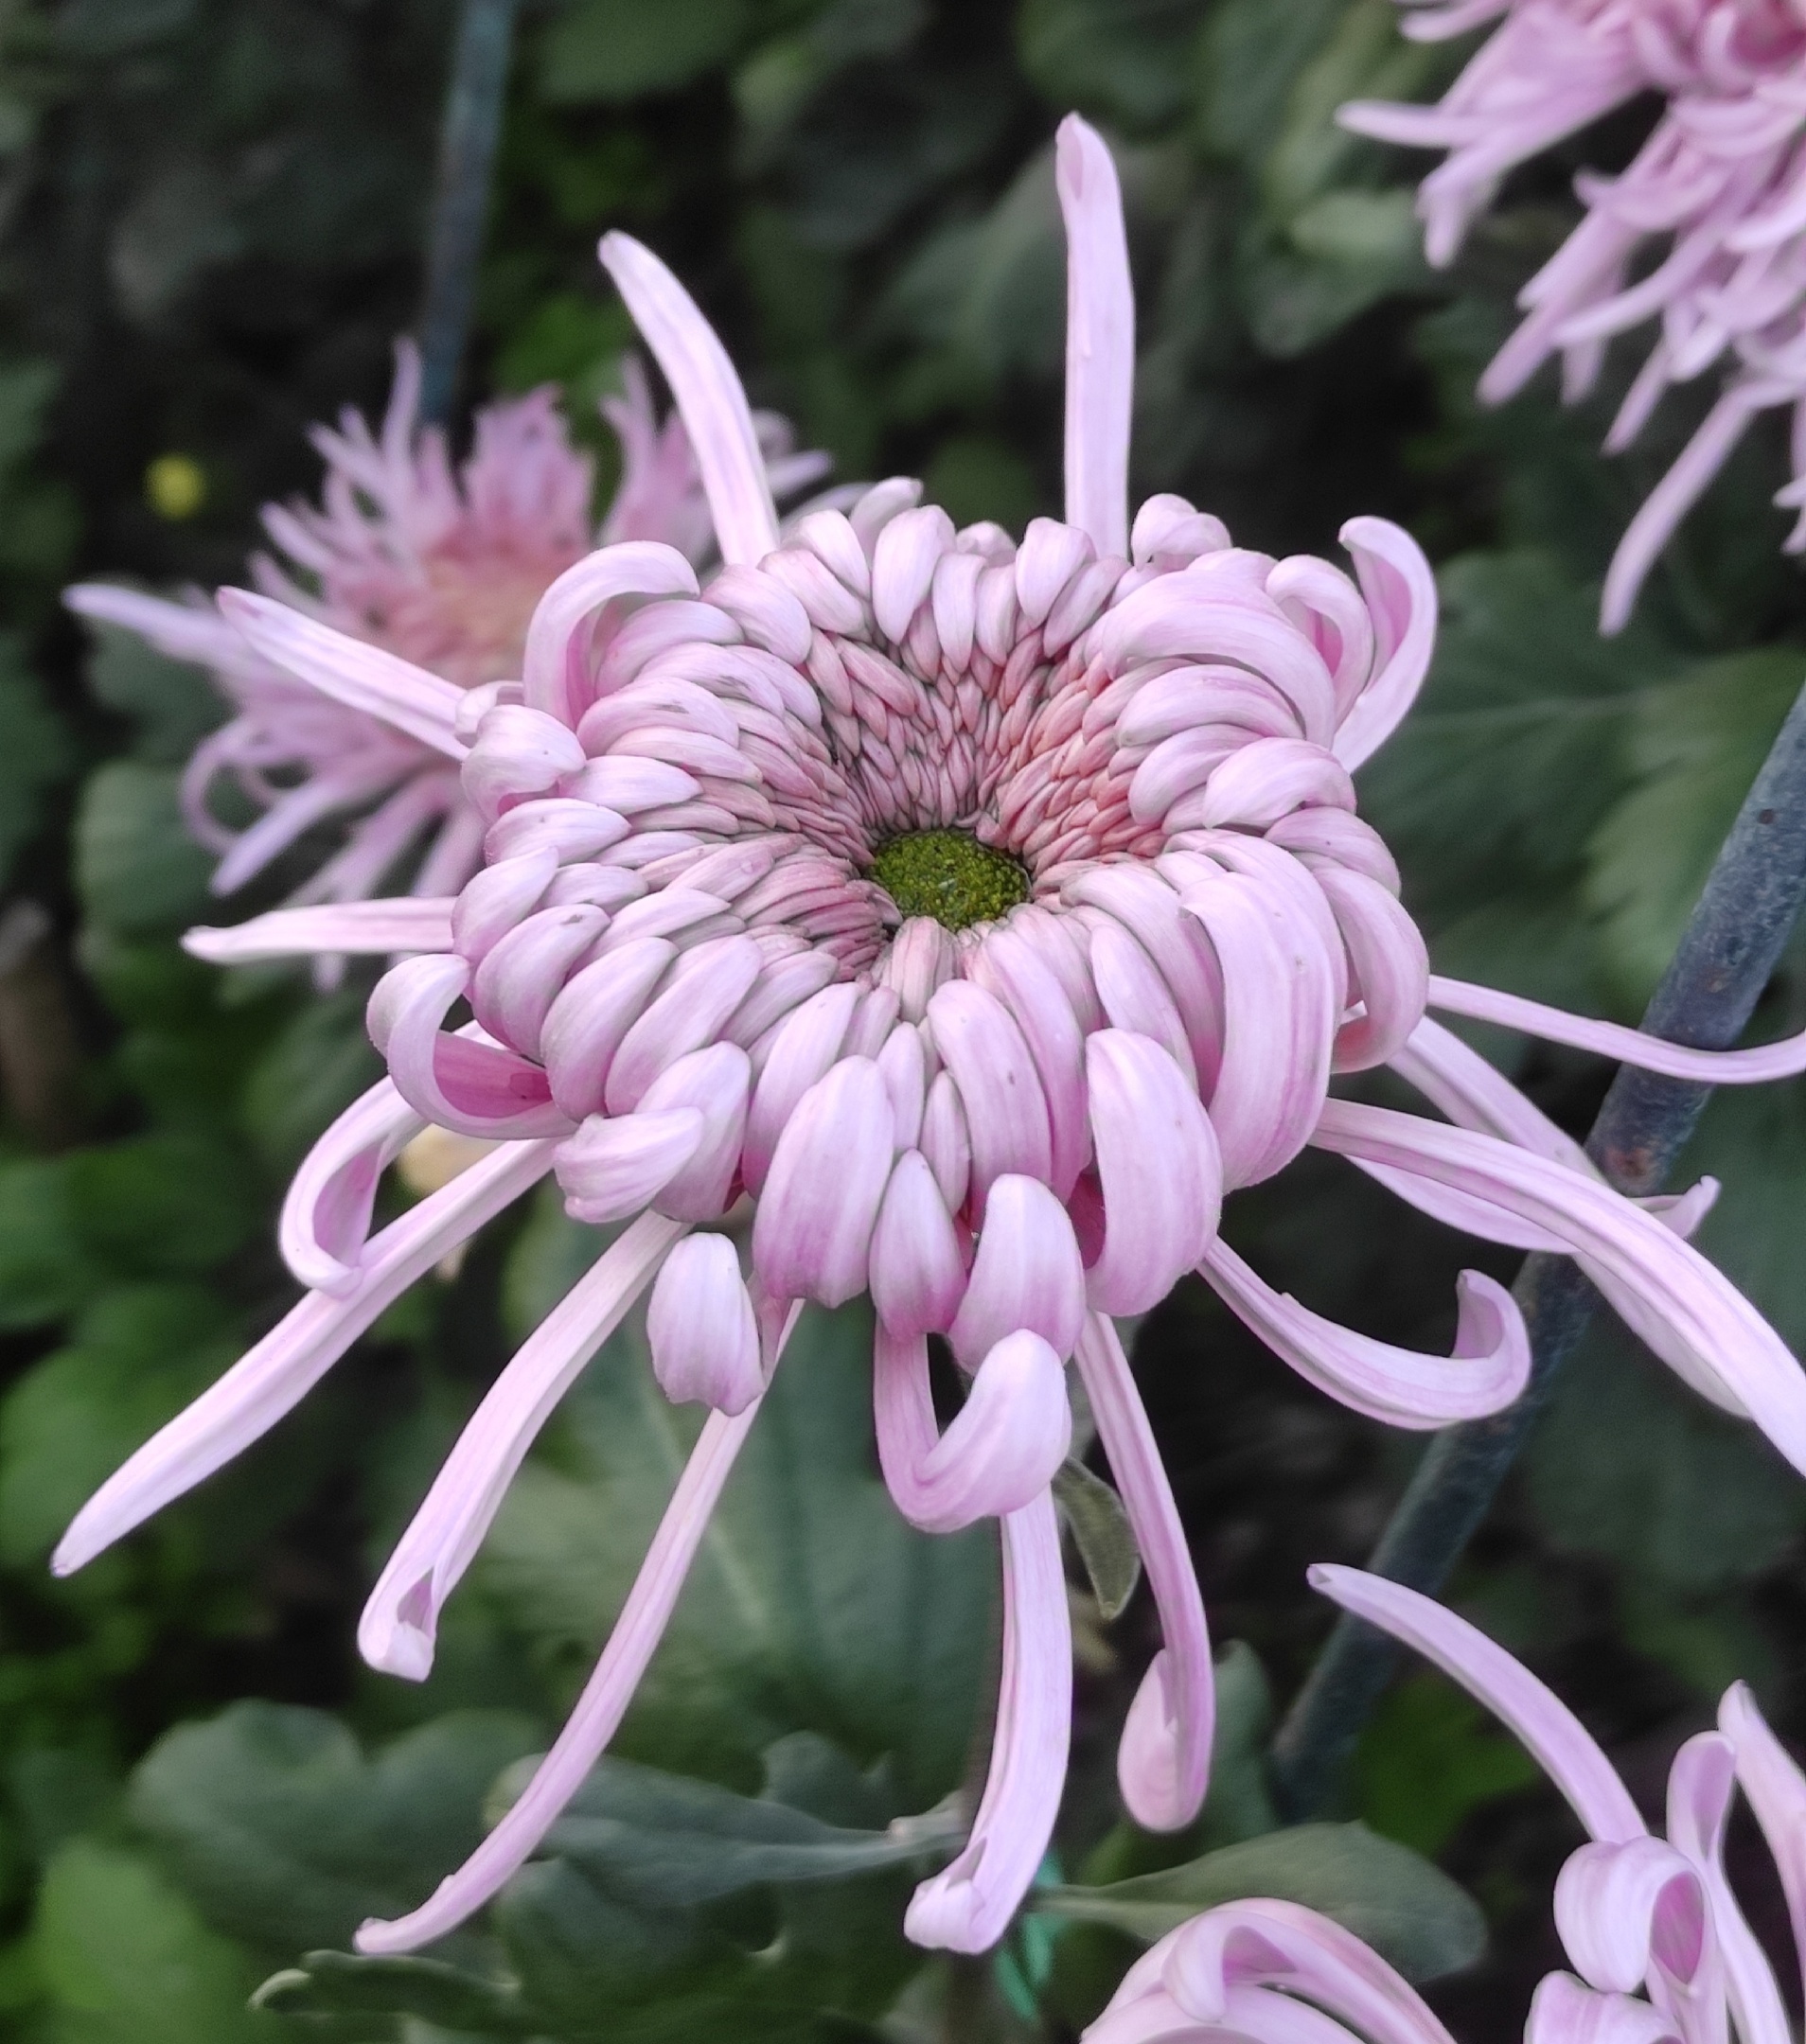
{"left": 1269, "top": 676, "right": 1806, "bottom": 1820}
{"left": 417, "top": 0, "right": 520, "bottom": 427}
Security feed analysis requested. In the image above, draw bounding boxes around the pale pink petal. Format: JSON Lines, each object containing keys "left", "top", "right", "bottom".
{"left": 742, "top": 982, "right": 859, "bottom": 1191}
{"left": 1316, "top": 866, "right": 1429, "bottom": 1072}
{"left": 947, "top": 1172, "right": 1087, "bottom": 1366}
{"left": 1084, "top": 1029, "right": 1222, "bottom": 1316}
{"left": 599, "top": 235, "right": 781, "bottom": 570}
{"left": 184, "top": 897, "right": 455, "bottom": 963}
{"left": 1329, "top": 519, "right": 1438, "bottom": 771}
{"left": 368, "top": 955, "right": 575, "bottom": 1139}
{"left": 1553, "top": 1838, "right": 1709, "bottom": 1999}
{"left": 463, "top": 704, "right": 589, "bottom": 823}
{"left": 869, "top": 1149, "right": 965, "bottom": 1339}
{"left": 218, "top": 590, "right": 467, "bottom": 758}
{"left": 54, "top": 1139, "right": 558, "bottom": 1577}
{"left": 357, "top": 1400, "right": 764, "bottom": 1952}
{"left": 1719, "top": 1683, "right": 1806, "bottom": 2015}
{"left": 634, "top": 1040, "right": 752, "bottom": 1220}
{"left": 752, "top": 1055, "right": 894, "bottom": 1305}
{"left": 872, "top": 505, "right": 955, "bottom": 643}
{"left": 278, "top": 1076, "right": 425, "bottom": 1296}
{"left": 1426, "top": 975, "right": 1806, "bottom": 1085}
{"left": 1527, "top": 1973, "right": 1682, "bottom": 2044}
{"left": 647, "top": 1231, "right": 763, "bottom": 1416}
{"left": 927, "top": 981, "right": 1054, "bottom": 1213}
{"left": 903, "top": 1489, "right": 1071, "bottom": 1951}
{"left": 1309, "top": 1565, "right": 1646, "bottom": 1842}
{"left": 1056, "top": 114, "right": 1134, "bottom": 560}
{"left": 1201, "top": 1242, "right": 1529, "bottom": 1428}
{"left": 360, "top": 1210, "right": 686, "bottom": 1677}
{"left": 874, "top": 1324, "right": 1071, "bottom": 1535}
{"left": 539, "top": 937, "right": 677, "bottom": 1121}
{"left": 1073, "top": 1313, "right": 1213, "bottom": 1831}
{"left": 1311, "top": 1100, "right": 1806, "bottom": 1463}
{"left": 554, "top": 1109, "right": 704, "bottom": 1224}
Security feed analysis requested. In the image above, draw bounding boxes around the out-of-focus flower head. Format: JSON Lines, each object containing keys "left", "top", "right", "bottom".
{"left": 65, "top": 344, "right": 830, "bottom": 938}
{"left": 1085, "top": 1569, "right": 1806, "bottom": 2044}
{"left": 1342, "top": 1, "right": 1806, "bottom": 631}
{"left": 49, "top": 113, "right": 1806, "bottom": 1963}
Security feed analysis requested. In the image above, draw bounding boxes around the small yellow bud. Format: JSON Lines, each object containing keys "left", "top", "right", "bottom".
{"left": 145, "top": 453, "right": 206, "bottom": 520}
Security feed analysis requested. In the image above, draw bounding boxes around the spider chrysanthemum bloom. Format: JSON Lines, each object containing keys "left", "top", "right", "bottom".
{"left": 1343, "top": 0, "right": 1806, "bottom": 630}
{"left": 65, "top": 344, "right": 827, "bottom": 919}
{"left": 1088, "top": 1570, "right": 1806, "bottom": 2044}
{"left": 50, "top": 115, "right": 1806, "bottom": 1959}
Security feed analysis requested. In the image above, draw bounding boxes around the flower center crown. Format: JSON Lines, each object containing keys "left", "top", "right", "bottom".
{"left": 870, "top": 828, "right": 1031, "bottom": 932}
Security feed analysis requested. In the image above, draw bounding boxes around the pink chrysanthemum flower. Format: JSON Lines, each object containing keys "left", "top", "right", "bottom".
{"left": 48, "top": 115, "right": 1806, "bottom": 1959}
{"left": 1342, "top": 1, "right": 1806, "bottom": 630}
{"left": 1089, "top": 1569, "right": 1806, "bottom": 2044}
{"left": 65, "top": 344, "right": 829, "bottom": 917}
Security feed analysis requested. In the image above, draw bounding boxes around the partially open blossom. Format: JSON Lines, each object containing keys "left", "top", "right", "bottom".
{"left": 65, "top": 345, "right": 829, "bottom": 934}
{"left": 1083, "top": 1571, "right": 1806, "bottom": 2044}
{"left": 1343, "top": 2, "right": 1806, "bottom": 630}
{"left": 1313, "top": 1567, "right": 1806, "bottom": 2044}
{"left": 49, "top": 113, "right": 1806, "bottom": 1962}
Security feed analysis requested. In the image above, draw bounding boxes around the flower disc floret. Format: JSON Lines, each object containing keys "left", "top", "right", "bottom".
{"left": 870, "top": 829, "right": 1031, "bottom": 931}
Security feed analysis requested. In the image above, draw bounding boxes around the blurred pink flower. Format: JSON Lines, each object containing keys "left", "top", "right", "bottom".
{"left": 1085, "top": 1569, "right": 1806, "bottom": 2044}
{"left": 1342, "top": 0, "right": 1806, "bottom": 630}
{"left": 49, "top": 114, "right": 1806, "bottom": 1960}
{"left": 65, "top": 345, "right": 829, "bottom": 925}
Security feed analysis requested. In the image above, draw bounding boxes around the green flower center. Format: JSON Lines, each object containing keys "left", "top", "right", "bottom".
{"left": 871, "top": 828, "right": 1031, "bottom": 932}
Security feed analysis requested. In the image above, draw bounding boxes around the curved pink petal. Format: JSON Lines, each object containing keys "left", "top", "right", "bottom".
{"left": 752, "top": 1055, "right": 894, "bottom": 1305}
{"left": 1309, "top": 1565, "right": 1646, "bottom": 1842}
{"left": 1073, "top": 1313, "right": 1213, "bottom": 1831}
{"left": 520, "top": 542, "right": 699, "bottom": 727}
{"left": 357, "top": 1397, "right": 764, "bottom": 1952}
{"left": 947, "top": 1172, "right": 1087, "bottom": 1366}
{"left": 1527, "top": 1973, "right": 1683, "bottom": 2044}
{"left": 54, "top": 1139, "right": 558, "bottom": 1577}
{"left": 1718, "top": 1683, "right": 1806, "bottom": 2016}
{"left": 1200, "top": 1242, "right": 1529, "bottom": 1428}
{"left": 278, "top": 1075, "right": 425, "bottom": 1296}
{"left": 1330, "top": 519, "right": 1437, "bottom": 771}
{"left": 903, "top": 1489, "right": 1071, "bottom": 1951}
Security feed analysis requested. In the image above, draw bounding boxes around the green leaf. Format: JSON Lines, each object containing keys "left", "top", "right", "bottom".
{"left": 1528, "top": 1318, "right": 1806, "bottom": 1595}
{"left": 81, "top": 617, "right": 223, "bottom": 766}
{"left": 32, "top": 1840, "right": 277, "bottom": 2044}
{"left": 0, "top": 1284, "right": 239, "bottom": 1564}
{"left": 240, "top": 992, "right": 382, "bottom": 1172}
{"left": 65, "top": 1133, "right": 257, "bottom": 1276}
{"left": 255, "top": 1948, "right": 534, "bottom": 2035}
{"left": 499, "top": 1746, "right": 961, "bottom": 1909}
{"left": 479, "top": 1298, "right": 993, "bottom": 1800}
{"left": 76, "top": 761, "right": 217, "bottom": 936}
{"left": 1359, "top": 550, "right": 1681, "bottom": 925}
{"left": 1053, "top": 1458, "right": 1141, "bottom": 1620}
{"left": 539, "top": 0, "right": 752, "bottom": 104}
{"left": 1354, "top": 1673, "right": 1539, "bottom": 1856}
{"left": 0, "top": 1158, "right": 98, "bottom": 1329}
{"left": 1017, "top": 0, "right": 1204, "bottom": 131}
{"left": 128, "top": 1704, "right": 541, "bottom": 1957}
{"left": 1585, "top": 648, "right": 1804, "bottom": 1000}
{"left": 1036, "top": 1823, "right": 1485, "bottom": 1982}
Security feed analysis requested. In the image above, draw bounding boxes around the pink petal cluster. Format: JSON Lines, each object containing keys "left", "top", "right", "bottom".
{"left": 65, "top": 344, "right": 828, "bottom": 922}
{"left": 1087, "top": 1569, "right": 1806, "bottom": 2044}
{"left": 1343, "top": 1, "right": 1806, "bottom": 629}
{"left": 48, "top": 114, "right": 1806, "bottom": 1963}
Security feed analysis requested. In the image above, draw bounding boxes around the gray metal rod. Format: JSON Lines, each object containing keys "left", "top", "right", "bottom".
{"left": 1269, "top": 675, "right": 1806, "bottom": 1820}
{"left": 416, "top": 0, "right": 521, "bottom": 428}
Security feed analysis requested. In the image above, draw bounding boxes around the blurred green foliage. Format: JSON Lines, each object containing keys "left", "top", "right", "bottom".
{"left": 0, "top": 0, "right": 1803, "bottom": 2036}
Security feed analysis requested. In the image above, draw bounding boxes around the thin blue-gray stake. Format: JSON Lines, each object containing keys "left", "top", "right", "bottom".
{"left": 417, "top": 0, "right": 521, "bottom": 428}
{"left": 1269, "top": 674, "right": 1806, "bottom": 1820}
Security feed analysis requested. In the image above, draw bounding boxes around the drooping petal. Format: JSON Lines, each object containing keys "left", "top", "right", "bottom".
{"left": 1084, "top": 1029, "right": 1223, "bottom": 1314}
{"left": 1329, "top": 519, "right": 1437, "bottom": 771}
{"left": 1201, "top": 1242, "right": 1530, "bottom": 1428}
{"left": 554, "top": 1109, "right": 704, "bottom": 1225}
{"left": 903, "top": 1489, "right": 1071, "bottom": 1952}
{"left": 752, "top": 1056, "right": 894, "bottom": 1305}
{"left": 1056, "top": 114, "right": 1133, "bottom": 561}
{"left": 874, "top": 1324, "right": 1071, "bottom": 1535}
{"left": 1526, "top": 1973, "right": 1683, "bottom": 2044}
{"left": 1553, "top": 1838, "right": 1710, "bottom": 2004}
{"left": 357, "top": 1398, "right": 765, "bottom": 1953}
{"left": 868, "top": 1149, "right": 965, "bottom": 1340}
{"left": 54, "top": 1139, "right": 559, "bottom": 1577}
{"left": 1309, "top": 1565, "right": 1646, "bottom": 1842}
{"left": 185, "top": 897, "right": 455, "bottom": 963}
{"left": 1718, "top": 1683, "right": 1806, "bottom": 2016}
{"left": 646, "top": 1231, "right": 762, "bottom": 1416}
{"left": 520, "top": 542, "right": 699, "bottom": 727}
{"left": 278, "top": 1076, "right": 425, "bottom": 1296}
{"left": 947, "top": 1172, "right": 1087, "bottom": 1366}
{"left": 599, "top": 234, "right": 781, "bottom": 569}
{"left": 1074, "top": 1313, "right": 1213, "bottom": 1831}
{"left": 1312, "top": 1100, "right": 1806, "bottom": 1467}
{"left": 218, "top": 590, "right": 467, "bottom": 758}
